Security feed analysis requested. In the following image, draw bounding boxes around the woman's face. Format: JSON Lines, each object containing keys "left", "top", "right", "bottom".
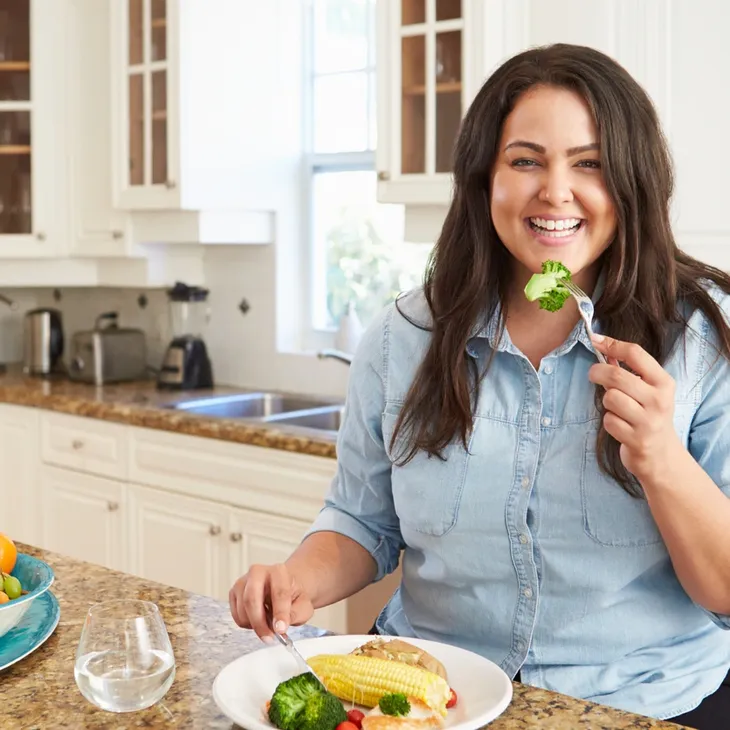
{"left": 490, "top": 85, "right": 617, "bottom": 286}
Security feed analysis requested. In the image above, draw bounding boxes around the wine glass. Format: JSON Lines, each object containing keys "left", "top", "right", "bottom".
{"left": 74, "top": 599, "right": 176, "bottom": 713}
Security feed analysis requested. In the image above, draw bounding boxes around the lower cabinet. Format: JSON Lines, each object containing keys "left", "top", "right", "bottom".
{"left": 0, "top": 405, "right": 40, "bottom": 546}
{"left": 127, "top": 484, "right": 231, "bottom": 599}
{"left": 39, "top": 464, "right": 126, "bottom": 572}
{"left": 0, "top": 406, "right": 360, "bottom": 634}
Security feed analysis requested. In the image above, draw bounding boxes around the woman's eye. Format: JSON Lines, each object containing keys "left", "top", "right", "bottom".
{"left": 576, "top": 159, "right": 601, "bottom": 169}
{"left": 511, "top": 159, "right": 538, "bottom": 168}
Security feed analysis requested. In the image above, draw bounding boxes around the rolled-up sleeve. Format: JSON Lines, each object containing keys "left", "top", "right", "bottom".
{"left": 304, "top": 305, "right": 404, "bottom": 582}
{"left": 687, "top": 312, "right": 730, "bottom": 628}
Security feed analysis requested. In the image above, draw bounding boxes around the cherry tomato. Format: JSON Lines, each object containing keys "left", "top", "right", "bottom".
{"left": 446, "top": 688, "right": 458, "bottom": 709}
{"left": 346, "top": 709, "right": 365, "bottom": 728}
{"left": 336, "top": 723, "right": 359, "bottom": 730}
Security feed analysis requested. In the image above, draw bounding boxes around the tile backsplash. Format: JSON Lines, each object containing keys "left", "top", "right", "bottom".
{"left": 0, "top": 246, "right": 351, "bottom": 398}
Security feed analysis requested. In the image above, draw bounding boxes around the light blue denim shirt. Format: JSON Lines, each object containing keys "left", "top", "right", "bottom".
{"left": 306, "top": 283, "right": 730, "bottom": 720}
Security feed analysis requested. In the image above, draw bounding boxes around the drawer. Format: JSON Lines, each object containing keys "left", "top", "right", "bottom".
{"left": 41, "top": 412, "right": 129, "bottom": 480}
{"left": 130, "top": 426, "right": 336, "bottom": 521}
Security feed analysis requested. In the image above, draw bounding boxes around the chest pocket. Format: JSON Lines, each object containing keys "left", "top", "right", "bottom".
{"left": 580, "top": 405, "right": 694, "bottom": 547}
{"left": 381, "top": 407, "right": 472, "bottom": 536}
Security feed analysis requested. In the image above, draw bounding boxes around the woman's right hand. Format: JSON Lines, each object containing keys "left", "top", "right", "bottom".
{"left": 228, "top": 563, "right": 314, "bottom": 640}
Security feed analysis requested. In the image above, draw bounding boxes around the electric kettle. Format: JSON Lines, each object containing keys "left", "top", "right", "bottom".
{"left": 23, "top": 308, "right": 64, "bottom": 375}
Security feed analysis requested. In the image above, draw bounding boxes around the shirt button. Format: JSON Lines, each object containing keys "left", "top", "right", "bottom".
{"left": 519, "top": 534, "right": 528, "bottom": 544}
{"left": 521, "top": 477, "right": 530, "bottom": 489}
{"left": 543, "top": 364, "right": 553, "bottom": 375}
{"left": 516, "top": 640, "right": 526, "bottom": 651}
{"left": 541, "top": 416, "right": 551, "bottom": 427}
{"left": 523, "top": 587, "right": 533, "bottom": 598}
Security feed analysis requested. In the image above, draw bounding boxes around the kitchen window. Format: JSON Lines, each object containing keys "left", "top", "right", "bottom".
{"left": 304, "top": 0, "right": 432, "bottom": 340}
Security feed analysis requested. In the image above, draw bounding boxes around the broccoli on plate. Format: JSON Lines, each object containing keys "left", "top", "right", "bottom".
{"left": 378, "top": 692, "right": 411, "bottom": 717}
{"left": 268, "top": 672, "right": 347, "bottom": 730}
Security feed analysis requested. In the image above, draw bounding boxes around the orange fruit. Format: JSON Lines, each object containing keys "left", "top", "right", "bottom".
{"left": 0, "top": 534, "right": 17, "bottom": 574}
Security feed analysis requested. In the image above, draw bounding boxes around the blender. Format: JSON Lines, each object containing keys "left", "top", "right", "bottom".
{"left": 157, "top": 282, "right": 214, "bottom": 389}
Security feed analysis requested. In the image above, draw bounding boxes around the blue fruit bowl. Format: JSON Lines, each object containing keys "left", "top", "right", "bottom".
{"left": 0, "top": 554, "right": 54, "bottom": 638}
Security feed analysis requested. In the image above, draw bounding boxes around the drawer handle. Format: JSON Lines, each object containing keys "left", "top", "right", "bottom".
{"left": 230, "top": 532, "right": 242, "bottom": 543}
{"left": 209, "top": 525, "right": 222, "bottom": 536}
{"left": 72, "top": 439, "right": 84, "bottom": 450}
{"left": 107, "top": 501, "right": 119, "bottom": 512}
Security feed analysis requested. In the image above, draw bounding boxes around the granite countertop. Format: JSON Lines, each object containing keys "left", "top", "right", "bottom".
{"left": 4, "top": 544, "right": 687, "bottom": 730}
{"left": 0, "top": 368, "right": 338, "bottom": 458}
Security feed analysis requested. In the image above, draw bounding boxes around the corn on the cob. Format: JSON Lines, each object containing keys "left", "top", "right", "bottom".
{"left": 307, "top": 653, "right": 451, "bottom": 716}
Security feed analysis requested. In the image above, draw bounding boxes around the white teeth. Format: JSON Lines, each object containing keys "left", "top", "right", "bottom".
{"left": 529, "top": 217, "right": 582, "bottom": 236}
{"left": 529, "top": 217, "right": 581, "bottom": 230}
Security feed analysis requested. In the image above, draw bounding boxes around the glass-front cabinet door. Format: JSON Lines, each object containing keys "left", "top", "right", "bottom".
{"left": 376, "top": 0, "right": 469, "bottom": 205}
{"left": 114, "top": 0, "right": 177, "bottom": 209}
{"left": 0, "top": 0, "right": 31, "bottom": 238}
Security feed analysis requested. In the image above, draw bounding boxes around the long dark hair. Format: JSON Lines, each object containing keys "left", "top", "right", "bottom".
{"left": 391, "top": 43, "right": 730, "bottom": 498}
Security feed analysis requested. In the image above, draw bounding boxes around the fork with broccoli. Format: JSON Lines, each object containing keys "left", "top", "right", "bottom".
{"left": 524, "top": 260, "right": 608, "bottom": 363}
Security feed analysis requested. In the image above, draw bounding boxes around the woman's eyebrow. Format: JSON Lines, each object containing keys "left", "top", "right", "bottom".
{"left": 504, "top": 140, "right": 600, "bottom": 155}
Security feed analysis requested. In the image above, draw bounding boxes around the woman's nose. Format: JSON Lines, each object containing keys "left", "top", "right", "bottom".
{"left": 538, "top": 167, "right": 574, "bottom": 206}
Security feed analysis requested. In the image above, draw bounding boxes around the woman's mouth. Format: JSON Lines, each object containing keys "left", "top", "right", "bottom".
{"left": 527, "top": 216, "right": 585, "bottom": 238}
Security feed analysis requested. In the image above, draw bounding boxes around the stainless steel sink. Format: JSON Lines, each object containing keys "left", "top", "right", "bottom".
{"left": 165, "top": 392, "right": 338, "bottom": 419}
{"left": 265, "top": 405, "right": 345, "bottom": 431}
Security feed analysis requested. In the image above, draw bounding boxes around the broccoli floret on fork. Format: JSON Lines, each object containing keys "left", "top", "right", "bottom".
{"left": 524, "top": 260, "right": 572, "bottom": 312}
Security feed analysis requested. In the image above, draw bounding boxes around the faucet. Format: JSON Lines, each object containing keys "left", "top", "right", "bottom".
{"left": 317, "top": 349, "right": 353, "bottom": 366}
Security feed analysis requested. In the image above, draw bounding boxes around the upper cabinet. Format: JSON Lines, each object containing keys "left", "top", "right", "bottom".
{"left": 108, "top": 0, "right": 299, "bottom": 246}
{"left": 0, "top": 0, "right": 67, "bottom": 258}
{"left": 113, "top": 0, "right": 175, "bottom": 210}
{"left": 376, "top": 0, "right": 472, "bottom": 205}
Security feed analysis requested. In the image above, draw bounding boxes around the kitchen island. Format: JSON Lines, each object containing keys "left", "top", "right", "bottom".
{"left": 3, "top": 545, "right": 687, "bottom": 729}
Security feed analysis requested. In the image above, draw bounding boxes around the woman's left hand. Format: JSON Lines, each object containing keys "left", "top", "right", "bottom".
{"left": 588, "top": 334, "right": 681, "bottom": 483}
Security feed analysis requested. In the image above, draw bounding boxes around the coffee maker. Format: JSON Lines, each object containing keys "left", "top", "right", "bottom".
{"left": 157, "top": 282, "right": 213, "bottom": 390}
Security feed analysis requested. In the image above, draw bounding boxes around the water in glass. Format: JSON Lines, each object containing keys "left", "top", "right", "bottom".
{"left": 74, "top": 599, "right": 175, "bottom": 713}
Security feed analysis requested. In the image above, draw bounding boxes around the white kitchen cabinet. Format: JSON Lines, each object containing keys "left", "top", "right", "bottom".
{"left": 0, "top": 407, "right": 393, "bottom": 634}
{"left": 108, "top": 0, "right": 297, "bottom": 245}
{"left": 39, "top": 464, "right": 126, "bottom": 572}
{"left": 228, "top": 508, "right": 348, "bottom": 634}
{"left": 0, "top": 0, "right": 68, "bottom": 258}
{"left": 0, "top": 404, "right": 39, "bottom": 544}
{"left": 66, "top": 0, "right": 129, "bottom": 258}
{"left": 376, "top": 0, "right": 475, "bottom": 205}
{"left": 127, "top": 483, "right": 230, "bottom": 597}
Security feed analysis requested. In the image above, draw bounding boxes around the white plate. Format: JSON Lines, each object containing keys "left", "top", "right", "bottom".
{"left": 212, "top": 634, "right": 513, "bottom": 730}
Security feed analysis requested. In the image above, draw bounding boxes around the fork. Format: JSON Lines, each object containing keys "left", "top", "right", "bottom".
{"left": 562, "top": 279, "right": 608, "bottom": 364}
{"left": 267, "top": 612, "right": 327, "bottom": 690}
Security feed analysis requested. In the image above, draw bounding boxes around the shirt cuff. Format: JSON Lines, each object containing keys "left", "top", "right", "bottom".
{"left": 304, "top": 505, "right": 399, "bottom": 582}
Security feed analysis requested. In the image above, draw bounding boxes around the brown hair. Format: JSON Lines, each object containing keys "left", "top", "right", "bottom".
{"left": 392, "top": 43, "right": 730, "bottom": 497}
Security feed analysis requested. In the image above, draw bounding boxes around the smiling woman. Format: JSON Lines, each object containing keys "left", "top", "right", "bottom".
{"left": 229, "top": 43, "right": 730, "bottom": 730}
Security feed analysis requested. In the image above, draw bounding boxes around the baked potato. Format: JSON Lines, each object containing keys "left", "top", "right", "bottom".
{"left": 350, "top": 638, "right": 448, "bottom": 681}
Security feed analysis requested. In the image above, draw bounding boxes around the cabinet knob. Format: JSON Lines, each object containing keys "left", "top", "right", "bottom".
{"left": 377, "top": 171, "right": 390, "bottom": 181}
{"left": 71, "top": 439, "right": 84, "bottom": 450}
{"left": 165, "top": 179, "right": 177, "bottom": 190}
{"left": 35, "top": 232, "right": 46, "bottom": 241}
{"left": 107, "top": 501, "right": 119, "bottom": 512}
{"left": 229, "top": 532, "right": 242, "bottom": 543}
{"left": 209, "top": 525, "right": 222, "bottom": 536}
{"left": 111, "top": 230, "right": 124, "bottom": 240}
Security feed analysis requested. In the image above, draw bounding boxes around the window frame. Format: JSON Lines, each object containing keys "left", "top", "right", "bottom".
{"left": 301, "top": 0, "right": 378, "bottom": 349}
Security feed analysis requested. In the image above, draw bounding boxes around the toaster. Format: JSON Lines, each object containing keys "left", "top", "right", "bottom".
{"left": 68, "top": 312, "right": 147, "bottom": 385}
